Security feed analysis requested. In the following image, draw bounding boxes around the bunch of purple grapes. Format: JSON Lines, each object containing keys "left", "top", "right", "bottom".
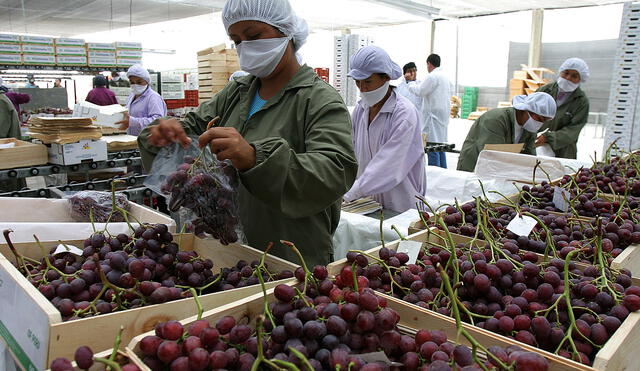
{"left": 161, "top": 154, "right": 241, "bottom": 245}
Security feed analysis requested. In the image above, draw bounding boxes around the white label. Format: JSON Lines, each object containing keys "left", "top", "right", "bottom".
{"left": 552, "top": 186, "right": 571, "bottom": 212}
{"left": 396, "top": 240, "right": 422, "bottom": 264}
{"left": 53, "top": 243, "right": 83, "bottom": 256}
{"left": 506, "top": 215, "right": 537, "bottom": 237}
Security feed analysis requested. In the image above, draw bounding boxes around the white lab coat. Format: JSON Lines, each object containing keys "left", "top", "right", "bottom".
{"left": 407, "top": 67, "right": 451, "bottom": 143}
{"left": 396, "top": 78, "right": 423, "bottom": 112}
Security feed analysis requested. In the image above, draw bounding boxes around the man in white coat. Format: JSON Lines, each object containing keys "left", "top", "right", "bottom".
{"left": 396, "top": 62, "right": 422, "bottom": 112}
{"left": 407, "top": 54, "right": 451, "bottom": 168}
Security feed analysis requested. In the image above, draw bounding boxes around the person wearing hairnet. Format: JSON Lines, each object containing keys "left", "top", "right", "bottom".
{"left": 86, "top": 75, "right": 118, "bottom": 106}
{"left": 115, "top": 64, "right": 167, "bottom": 136}
{"left": 344, "top": 46, "right": 425, "bottom": 213}
{"left": 396, "top": 62, "right": 422, "bottom": 112}
{"left": 137, "top": 0, "right": 357, "bottom": 266}
{"left": 110, "top": 71, "right": 130, "bottom": 87}
{"left": 457, "top": 92, "right": 557, "bottom": 172}
{"left": 535, "top": 58, "right": 590, "bottom": 159}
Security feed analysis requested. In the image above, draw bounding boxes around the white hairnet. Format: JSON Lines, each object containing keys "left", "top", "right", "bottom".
{"left": 348, "top": 45, "right": 402, "bottom": 80}
{"left": 559, "top": 57, "right": 589, "bottom": 83}
{"left": 512, "top": 92, "right": 557, "bottom": 119}
{"left": 126, "top": 64, "right": 150, "bottom": 83}
{"left": 222, "top": 0, "right": 309, "bottom": 52}
{"left": 229, "top": 70, "right": 249, "bottom": 81}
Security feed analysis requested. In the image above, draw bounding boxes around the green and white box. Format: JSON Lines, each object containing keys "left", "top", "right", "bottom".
{"left": 23, "top": 54, "right": 56, "bottom": 65}
{"left": 114, "top": 41, "right": 142, "bottom": 50}
{"left": 0, "top": 43, "right": 21, "bottom": 54}
{"left": 88, "top": 50, "right": 115, "bottom": 58}
{"left": 54, "top": 38, "right": 85, "bottom": 47}
{"left": 88, "top": 56, "right": 116, "bottom": 67}
{"left": 56, "top": 56, "right": 87, "bottom": 66}
{"left": 20, "top": 35, "right": 54, "bottom": 45}
{"left": 86, "top": 42, "right": 115, "bottom": 51}
{"left": 116, "top": 49, "right": 142, "bottom": 58}
{"left": 116, "top": 58, "right": 142, "bottom": 67}
{"left": 0, "top": 34, "right": 20, "bottom": 44}
{"left": 0, "top": 53, "right": 22, "bottom": 64}
{"left": 55, "top": 46, "right": 86, "bottom": 56}
{"left": 22, "top": 45, "right": 54, "bottom": 55}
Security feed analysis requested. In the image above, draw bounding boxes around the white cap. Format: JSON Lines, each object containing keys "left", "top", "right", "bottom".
{"left": 222, "top": 0, "right": 309, "bottom": 52}
{"left": 348, "top": 45, "right": 402, "bottom": 80}
{"left": 559, "top": 57, "right": 589, "bottom": 83}
{"left": 126, "top": 64, "right": 151, "bottom": 83}
{"left": 512, "top": 92, "right": 557, "bottom": 119}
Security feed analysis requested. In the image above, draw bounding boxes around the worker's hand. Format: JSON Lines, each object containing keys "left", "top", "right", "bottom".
{"left": 115, "top": 112, "right": 130, "bottom": 131}
{"left": 148, "top": 118, "right": 191, "bottom": 148}
{"left": 535, "top": 134, "right": 547, "bottom": 147}
{"left": 198, "top": 126, "right": 256, "bottom": 172}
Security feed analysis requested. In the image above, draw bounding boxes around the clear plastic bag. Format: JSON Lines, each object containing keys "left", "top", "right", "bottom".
{"left": 66, "top": 190, "right": 130, "bottom": 222}
{"left": 144, "top": 140, "right": 244, "bottom": 245}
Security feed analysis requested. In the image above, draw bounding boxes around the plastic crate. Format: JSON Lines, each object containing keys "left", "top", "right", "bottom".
{"left": 165, "top": 99, "right": 185, "bottom": 109}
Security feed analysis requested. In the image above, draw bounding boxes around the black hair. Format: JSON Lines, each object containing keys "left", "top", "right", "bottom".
{"left": 93, "top": 75, "right": 107, "bottom": 87}
{"left": 427, "top": 54, "right": 441, "bottom": 68}
{"left": 403, "top": 62, "right": 417, "bottom": 74}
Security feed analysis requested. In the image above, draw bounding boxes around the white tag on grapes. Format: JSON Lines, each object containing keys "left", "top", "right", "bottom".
{"left": 357, "top": 351, "right": 403, "bottom": 366}
{"left": 552, "top": 186, "right": 571, "bottom": 212}
{"left": 397, "top": 240, "right": 422, "bottom": 264}
{"left": 53, "top": 243, "right": 84, "bottom": 256}
{"left": 506, "top": 215, "right": 537, "bottom": 236}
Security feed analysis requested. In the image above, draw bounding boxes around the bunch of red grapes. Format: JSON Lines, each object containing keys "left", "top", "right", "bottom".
{"left": 161, "top": 154, "right": 241, "bottom": 245}
{"left": 7, "top": 224, "right": 293, "bottom": 321}
{"left": 339, "top": 242, "right": 640, "bottom": 366}
{"left": 50, "top": 346, "right": 139, "bottom": 371}
{"left": 135, "top": 267, "right": 548, "bottom": 371}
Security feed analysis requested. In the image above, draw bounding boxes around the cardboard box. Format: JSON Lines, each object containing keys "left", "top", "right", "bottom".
{"left": 54, "top": 37, "right": 85, "bottom": 47}
{"left": 47, "top": 139, "right": 107, "bottom": 165}
{"left": 115, "top": 41, "right": 142, "bottom": 50}
{"left": 0, "top": 53, "right": 22, "bottom": 64}
{"left": 161, "top": 91, "right": 185, "bottom": 99}
{"left": 87, "top": 50, "right": 115, "bottom": 58}
{"left": 116, "top": 58, "right": 142, "bottom": 67}
{"left": 0, "top": 43, "right": 21, "bottom": 54}
{"left": 86, "top": 42, "right": 115, "bottom": 51}
{"left": 509, "top": 78, "right": 525, "bottom": 89}
{"left": 0, "top": 138, "right": 48, "bottom": 170}
{"left": 21, "top": 44, "right": 54, "bottom": 54}
{"left": 73, "top": 101, "right": 127, "bottom": 128}
{"left": 88, "top": 56, "right": 116, "bottom": 67}
{"left": 116, "top": 49, "right": 142, "bottom": 58}
{"left": 20, "top": 35, "right": 54, "bottom": 45}
{"left": 56, "top": 55, "right": 87, "bottom": 65}
{"left": 55, "top": 46, "right": 86, "bottom": 56}
{"left": 22, "top": 54, "right": 55, "bottom": 65}
{"left": 0, "top": 33, "right": 20, "bottom": 44}
{"left": 513, "top": 70, "right": 528, "bottom": 79}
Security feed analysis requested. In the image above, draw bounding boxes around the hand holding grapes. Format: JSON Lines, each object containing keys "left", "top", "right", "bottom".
{"left": 198, "top": 125, "right": 256, "bottom": 172}
{"left": 148, "top": 117, "right": 192, "bottom": 148}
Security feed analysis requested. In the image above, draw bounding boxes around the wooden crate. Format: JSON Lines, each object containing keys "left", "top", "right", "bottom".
{"left": 127, "top": 287, "right": 593, "bottom": 371}
{"left": 0, "top": 234, "right": 296, "bottom": 370}
{"left": 0, "top": 138, "right": 48, "bottom": 170}
{"left": 44, "top": 348, "right": 147, "bottom": 371}
{"left": 326, "top": 229, "right": 640, "bottom": 370}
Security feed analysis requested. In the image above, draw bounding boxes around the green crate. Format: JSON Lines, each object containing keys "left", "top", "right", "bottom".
{"left": 464, "top": 86, "right": 479, "bottom": 94}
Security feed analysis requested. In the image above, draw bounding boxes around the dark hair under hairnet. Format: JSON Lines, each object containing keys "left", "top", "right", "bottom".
{"left": 93, "top": 75, "right": 107, "bottom": 87}
{"left": 403, "top": 62, "right": 417, "bottom": 74}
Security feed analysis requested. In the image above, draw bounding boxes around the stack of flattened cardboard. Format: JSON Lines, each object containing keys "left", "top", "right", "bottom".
{"left": 509, "top": 65, "right": 554, "bottom": 100}
{"left": 28, "top": 117, "right": 102, "bottom": 144}
{"left": 197, "top": 44, "right": 240, "bottom": 102}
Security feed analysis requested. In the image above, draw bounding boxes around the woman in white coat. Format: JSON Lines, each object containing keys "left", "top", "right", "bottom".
{"left": 407, "top": 54, "right": 451, "bottom": 168}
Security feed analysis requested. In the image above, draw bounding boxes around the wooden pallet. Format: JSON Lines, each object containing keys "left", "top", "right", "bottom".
{"left": 0, "top": 138, "right": 48, "bottom": 170}
{"left": 0, "top": 234, "right": 296, "bottom": 370}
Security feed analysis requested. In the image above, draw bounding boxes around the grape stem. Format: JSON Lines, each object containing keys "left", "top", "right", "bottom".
{"left": 33, "top": 235, "right": 75, "bottom": 282}
{"left": 94, "top": 357, "right": 122, "bottom": 371}
{"left": 105, "top": 325, "right": 125, "bottom": 370}
{"left": 379, "top": 209, "right": 385, "bottom": 249}
{"left": 281, "top": 240, "right": 317, "bottom": 295}
{"left": 255, "top": 243, "right": 277, "bottom": 327}
{"left": 251, "top": 315, "right": 287, "bottom": 371}
{"left": 2, "top": 229, "right": 30, "bottom": 276}
{"left": 288, "top": 346, "right": 315, "bottom": 370}
{"left": 188, "top": 287, "right": 203, "bottom": 319}
{"left": 391, "top": 225, "right": 406, "bottom": 241}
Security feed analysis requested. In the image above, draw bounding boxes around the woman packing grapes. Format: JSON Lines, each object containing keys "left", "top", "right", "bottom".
{"left": 138, "top": 0, "right": 357, "bottom": 266}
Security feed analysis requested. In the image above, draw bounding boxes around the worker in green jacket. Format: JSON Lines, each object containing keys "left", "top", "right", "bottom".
{"left": 138, "top": 0, "right": 357, "bottom": 266}
{"left": 535, "top": 58, "right": 590, "bottom": 159}
{"left": 0, "top": 91, "right": 20, "bottom": 140}
{"left": 457, "top": 92, "right": 557, "bottom": 172}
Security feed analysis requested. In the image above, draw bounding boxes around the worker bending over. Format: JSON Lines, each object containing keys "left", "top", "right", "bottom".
{"left": 457, "top": 92, "right": 556, "bottom": 172}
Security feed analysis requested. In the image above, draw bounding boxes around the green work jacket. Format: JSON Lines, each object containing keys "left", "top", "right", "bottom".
{"left": 0, "top": 93, "right": 20, "bottom": 140}
{"left": 138, "top": 66, "right": 357, "bottom": 266}
{"left": 537, "top": 82, "right": 589, "bottom": 159}
{"left": 457, "top": 107, "right": 535, "bottom": 172}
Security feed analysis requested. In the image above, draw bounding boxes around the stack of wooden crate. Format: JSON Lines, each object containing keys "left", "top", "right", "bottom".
{"left": 509, "top": 65, "right": 554, "bottom": 100}
{"left": 197, "top": 44, "right": 240, "bottom": 102}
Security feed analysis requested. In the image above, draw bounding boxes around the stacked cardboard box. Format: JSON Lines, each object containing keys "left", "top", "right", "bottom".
{"left": 0, "top": 34, "right": 23, "bottom": 64}
{"left": 509, "top": 66, "right": 553, "bottom": 99}
{"left": 115, "top": 42, "right": 142, "bottom": 68}
{"left": 55, "top": 38, "right": 87, "bottom": 66}
{"left": 87, "top": 43, "right": 116, "bottom": 67}
{"left": 160, "top": 72, "right": 185, "bottom": 100}
{"left": 197, "top": 44, "right": 239, "bottom": 102}
{"left": 20, "top": 35, "right": 55, "bottom": 65}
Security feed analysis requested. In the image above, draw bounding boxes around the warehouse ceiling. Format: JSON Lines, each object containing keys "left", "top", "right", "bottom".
{"left": 0, "top": 0, "right": 628, "bottom": 37}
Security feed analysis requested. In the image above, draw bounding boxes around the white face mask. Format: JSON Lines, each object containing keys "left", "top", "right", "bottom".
{"left": 112, "top": 76, "right": 120, "bottom": 81}
{"left": 237, "top": 36, "right": 291, "bottom": 78}
{"left": 360, "top": 81, "right": 390, "bottom": 107}
{"left": 557, "top": 77, "right": 579, "bottom": 92}
{"left": 523, "top": 112, "right": 544, "bottom": 133}
{"left": 131, "top": 84, "right": 147, "bottom": 96}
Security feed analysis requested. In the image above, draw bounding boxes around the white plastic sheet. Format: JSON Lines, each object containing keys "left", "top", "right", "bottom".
{"left": 332, "top": 211, "right": 397, "bottom": 260}
{"left": 474, "top": 150, "right": 566, "bottom": 182}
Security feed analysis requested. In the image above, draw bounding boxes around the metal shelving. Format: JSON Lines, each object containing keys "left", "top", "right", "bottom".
{"left": 0, "top": 64, "right": 117, "bottom": 74}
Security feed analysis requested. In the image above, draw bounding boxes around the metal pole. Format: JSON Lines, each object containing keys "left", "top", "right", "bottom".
{"left": 455, "top": 19, "right": 459, "bottom": 96}
{"left": 528, "top": 9, "right": 544, "bottom": 68}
